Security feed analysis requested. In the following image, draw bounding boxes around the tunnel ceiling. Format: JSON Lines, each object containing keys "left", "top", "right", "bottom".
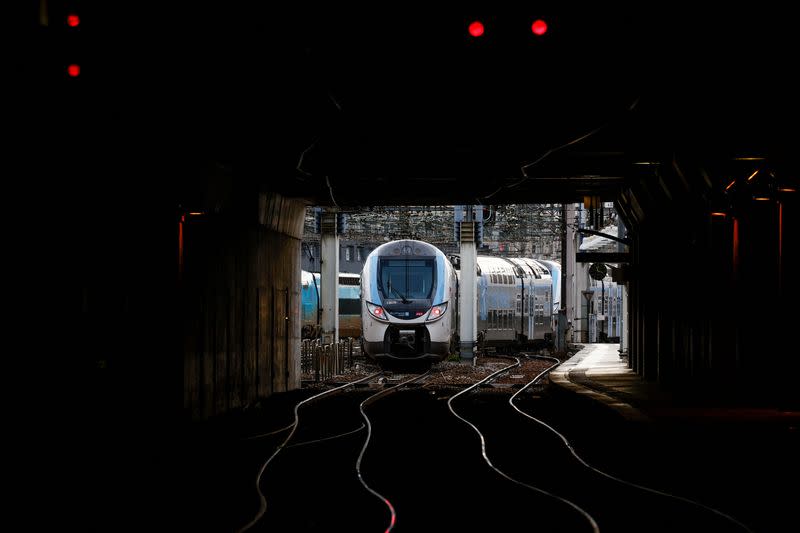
{"left": 48, "top": 6, "right": 798, "bottom": 209}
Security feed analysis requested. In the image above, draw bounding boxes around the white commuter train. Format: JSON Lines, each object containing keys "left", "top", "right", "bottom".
{"left": 360, "top": 240, "right": 458, "bottom": 362}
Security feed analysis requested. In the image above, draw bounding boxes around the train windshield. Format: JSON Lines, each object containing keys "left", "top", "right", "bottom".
{"left": 378, "top": 258, "right": 436, "bottom": 301}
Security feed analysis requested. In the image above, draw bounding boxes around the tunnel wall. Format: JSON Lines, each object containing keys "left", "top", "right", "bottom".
{"left": 181, "top": 192, "right": 305, "bottom": 420}
{"left": 620, "top": 157, "right": 798, "bottom": 404}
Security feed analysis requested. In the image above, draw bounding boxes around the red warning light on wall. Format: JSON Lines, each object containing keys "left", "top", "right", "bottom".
{"left": 67, "top": 14, "right": 80, "bottom": 27}
{"left": 67, "top": 64, "right": 81, "bottom": 77}
{"left": 531, "top": 19, "right": 548, "bottom": 36}
{"left": 468, "top": 21, "right": 485, "bottom": 37}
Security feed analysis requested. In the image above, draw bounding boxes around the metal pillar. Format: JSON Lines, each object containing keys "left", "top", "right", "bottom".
{"left": 459, "top": 220, "right": 477, "bottom": 360}
{"left": 565, "top": 204, "right": 577, "bottom": 343}
{"left": 556, "top": 203, "right": 568, "bottom": 351}
{"left": 320, "top": 211, "right": 339, "bottom": 344}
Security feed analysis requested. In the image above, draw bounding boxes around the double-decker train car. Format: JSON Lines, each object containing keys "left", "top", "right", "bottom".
{"left": 475, "top": 256, "right": 554, "bottom": 347}
{"left": 360, "top": 240, "right": 458, "bottom": 362}
{"left": 300, "top": 271, "right": 361, "bottom": 339}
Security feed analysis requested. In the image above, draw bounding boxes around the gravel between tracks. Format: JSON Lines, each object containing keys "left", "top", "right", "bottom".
{"left": 304, "top": 354, "right": 563, "bottom": 392}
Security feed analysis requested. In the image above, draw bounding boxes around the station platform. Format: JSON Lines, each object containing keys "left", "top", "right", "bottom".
{"left": 548, "top": 344, "right": 800, "bottom": 533}
{"left": 549, "top": 343, "right": 800, "bottom": 425}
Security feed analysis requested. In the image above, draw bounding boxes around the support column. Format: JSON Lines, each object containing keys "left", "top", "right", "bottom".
{"left": 621, "top": 284, "right": 629, "bottom": 354}
{"left": 320, "top": 211, "right": 339, "bottom": 345}
{"left": 557, "top": 203, "right": 568, "bottom": 351}
{"left": 459, "top": 221, "right": 477, "bottom": 360}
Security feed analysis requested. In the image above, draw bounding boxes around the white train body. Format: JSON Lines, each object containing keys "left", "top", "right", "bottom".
{"left": 360, "top": 240, "right": 458, "bottom": 362}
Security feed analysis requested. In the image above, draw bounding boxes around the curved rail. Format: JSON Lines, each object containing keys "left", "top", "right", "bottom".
{"left": 237, "top": 371, "right": 383, "bottom": 533}
{"left": 285, "top": 424, "right": 366, "bottom": 449}
{"left": 355, "top": 370, "right": 433, "bottom": 533}
{"left": 448, "top": 356, "right": 600, "bottom": 533}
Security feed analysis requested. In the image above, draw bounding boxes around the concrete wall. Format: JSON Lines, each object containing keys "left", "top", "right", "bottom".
{"left": 182, "top": 192, "right": 305, "bottom": 419}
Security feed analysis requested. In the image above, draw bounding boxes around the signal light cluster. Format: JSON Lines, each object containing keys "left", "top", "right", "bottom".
{"left": 65, "top": 12, "right": 81, "bottom": 78}
{"left": 467, "top": 18, "right": 549, "bottom": 38}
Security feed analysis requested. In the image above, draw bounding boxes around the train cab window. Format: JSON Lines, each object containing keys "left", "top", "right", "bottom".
{"left": 378, "top": 258, "right": 435, "bottom": 301}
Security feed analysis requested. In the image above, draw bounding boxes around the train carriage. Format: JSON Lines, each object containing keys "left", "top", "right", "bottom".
{"left": 300, "top": 271, "right": 362, "bottom": 339}
{"left": 474, "top": 256, "right": 553, "bottom": 347}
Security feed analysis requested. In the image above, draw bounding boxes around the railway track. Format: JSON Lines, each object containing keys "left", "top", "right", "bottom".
{"left": 175, "top": 350, "right": 766, "bottom": 532}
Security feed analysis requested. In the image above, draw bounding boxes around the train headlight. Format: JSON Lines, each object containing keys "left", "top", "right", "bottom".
{"left": 366, "top": 302, "right": 389, "bottom": 322}
{"left": 426, "top": 302, "right": 448, "bottom": 322}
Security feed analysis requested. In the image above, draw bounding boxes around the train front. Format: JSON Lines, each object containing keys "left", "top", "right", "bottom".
{"left": 361, "top": 240, "right": 454, "bottom": 362}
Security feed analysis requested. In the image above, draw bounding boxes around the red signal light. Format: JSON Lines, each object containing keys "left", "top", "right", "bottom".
{"left": 531, "top": 19, "right": 548, "bottom": 36}
{"left": 67, "top": 64, "right": 81, "bottom": 77}
{"left": 67, "top": 14, "right": 80, "bottom": 27}
{"left": 468, "top": 21, "right": 485, "bottom": 38}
